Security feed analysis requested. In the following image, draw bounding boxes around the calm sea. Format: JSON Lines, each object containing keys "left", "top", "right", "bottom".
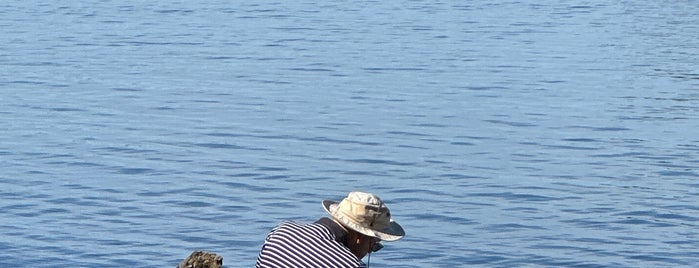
{"left": 2, "top": 1, "right": 698, "bottom": 267}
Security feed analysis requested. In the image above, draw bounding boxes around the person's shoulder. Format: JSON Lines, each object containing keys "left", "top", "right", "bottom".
{"left": 273, "top": 220, "right": 304, "bottom": 230}
{"left": 275, "top": 220, "right": 329, "bottom": 234}
{"left": 269, "top": 220, "right": 318, "bottom": 235}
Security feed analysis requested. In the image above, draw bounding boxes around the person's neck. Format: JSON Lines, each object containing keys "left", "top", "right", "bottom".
{"left": 315, "top": 217, "right": 348, "bottom": 245}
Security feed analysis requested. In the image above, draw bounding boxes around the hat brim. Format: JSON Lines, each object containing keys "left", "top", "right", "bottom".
{"left": 322, "top": 200, "right": 405, "bottom": 241}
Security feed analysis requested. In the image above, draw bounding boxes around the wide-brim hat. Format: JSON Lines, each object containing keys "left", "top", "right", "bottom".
{"left": 323, "top": 191, "right": 405, "bottom": 241}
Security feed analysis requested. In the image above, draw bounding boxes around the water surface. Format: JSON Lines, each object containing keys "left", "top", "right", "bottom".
{"left": 1, "top": 1, "right": 698, "bottom": 267}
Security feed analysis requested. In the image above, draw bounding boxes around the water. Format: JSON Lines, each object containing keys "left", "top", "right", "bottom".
{"left": 1, "top": 1, "right": 698, "bottom": 267}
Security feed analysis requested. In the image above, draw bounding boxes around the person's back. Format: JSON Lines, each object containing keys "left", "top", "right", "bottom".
{"left": 255, "top": 220, "right": 365, "bottom": 268}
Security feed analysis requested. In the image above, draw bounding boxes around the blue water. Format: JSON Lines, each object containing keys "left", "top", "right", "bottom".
{"left": 2, "top": 1, "right": 698, "bottom": 267}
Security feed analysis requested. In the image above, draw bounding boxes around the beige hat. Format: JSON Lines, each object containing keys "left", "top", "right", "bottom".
{"left": 323, "top": 191, "right": 405, "bottom": 241}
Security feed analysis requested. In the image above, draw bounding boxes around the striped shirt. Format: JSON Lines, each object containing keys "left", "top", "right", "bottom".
{"left": 255, "top": 218, "right": 366, "bottom": 268}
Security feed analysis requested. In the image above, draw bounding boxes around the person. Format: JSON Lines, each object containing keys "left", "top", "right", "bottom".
{"left": 255, "top": 191, "right": 405, "bottom": 268}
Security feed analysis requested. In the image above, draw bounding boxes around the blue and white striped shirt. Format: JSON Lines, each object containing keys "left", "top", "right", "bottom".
{"left": 255, "top": 218, "right": 366, "bottom": 268}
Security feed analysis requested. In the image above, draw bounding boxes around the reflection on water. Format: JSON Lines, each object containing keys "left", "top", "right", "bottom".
{"left": 1, "top": 1, "right": 698, "bottom": 267}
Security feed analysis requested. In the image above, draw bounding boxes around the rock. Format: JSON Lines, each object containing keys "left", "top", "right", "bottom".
{"left": 177, "top": 250, "right": 223, "bottom": 268}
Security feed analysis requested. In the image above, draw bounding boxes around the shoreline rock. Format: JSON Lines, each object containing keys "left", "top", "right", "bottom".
{"left": 177, "top": 250, "right": 223, "bottom": 268}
